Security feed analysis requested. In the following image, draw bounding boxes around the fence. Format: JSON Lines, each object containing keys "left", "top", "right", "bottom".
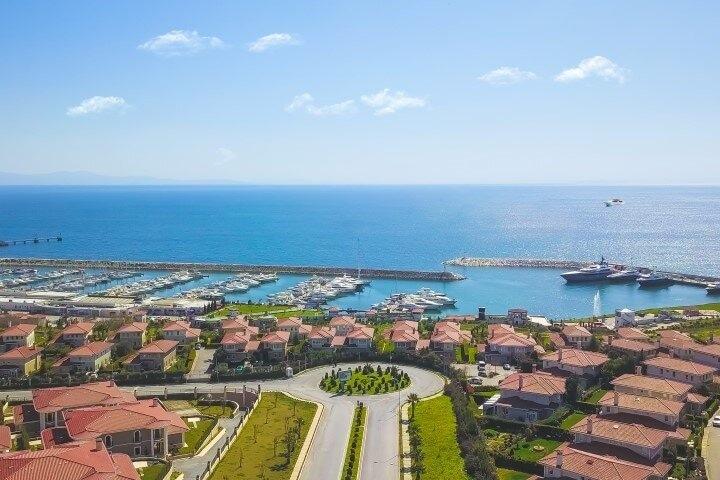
{"left": 195, "top": 391, "right": 262, "bottom": 480}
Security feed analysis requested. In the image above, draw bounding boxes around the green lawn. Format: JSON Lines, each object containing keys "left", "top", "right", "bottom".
{"left": 180, "top": 418, "right": 217, "bottom": 455}
{"left": 341, "top": 404, "right": 366, "bottom": 480}
{"left": 560, "top": 412, "right": 586, "bottom": 429}
{"left": 584, "top": 388, "right": 608, "bottom": 404}
{"left": 454, "top": 345, "right": 477, "bottom": 364}
{"left": 513, "top": 438, "right": 561, "bottom": 462}
{"left": 414, "top": 395, "right": 471, "bottom": 480}
{"left": 138, "top": 463, "right": 170, "bottom": 480}
{"left": 497, "top": 468, "right": 531, "bottom": 480}
{"left": 208, "top": 392, "right": 317, "bottom": 480}
{"left": 207, "top": 303, "right": 323, "bottom": 319}
{"left": 194, "top": 403, "right": 234, "bottom": 418}
{"left": 320, "top": 367, "right": 410, "bottom": 395}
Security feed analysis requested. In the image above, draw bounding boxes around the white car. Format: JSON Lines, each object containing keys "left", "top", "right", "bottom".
{"left": 477, "top": 360, "right": 486, "bottom": 367}
{"left": 713, "top": 415, "right": 720, "bottom": 427}
{"left": 503, "top": 363, "right": 512, "bottom": 371}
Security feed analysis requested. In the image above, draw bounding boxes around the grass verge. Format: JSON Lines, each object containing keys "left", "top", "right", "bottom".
{"left": 414, "top": 395, "right": 470, "bottom": 480}
{"left": 497, "top": 468, "right": 531, "bottom": 480}
{"left": 340, "top": 403, "right": 366, "bottom": 480}
{"left": 560, "top": 411, "right": 586, "bottom": 429}
{"left": 180, "top": 418, "right": 217, "bottom": 455}
{"left": 513, "top": 438, "right": 562, "bottom": 462}
{"left": 208, "top": 392, "right": 317, "bottom": 480}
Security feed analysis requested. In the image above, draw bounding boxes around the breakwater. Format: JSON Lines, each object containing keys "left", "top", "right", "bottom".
{"left": 445, "top": 257, "right": 720, "bottom": 287}
{"left": 0, "top": 257, "right": 464, "bottom": 282}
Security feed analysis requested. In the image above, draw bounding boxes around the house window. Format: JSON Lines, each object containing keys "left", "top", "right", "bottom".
{"left": 154, "top": 428, "right": 163, "bottom": 439}
{"left": 134, "top": 430, "right": 141, "bottom": 442}
{"left": 134, "top": 446, "right": 141, "bottom": 456}
{"left": 44, "top": 412, "right": 55, "bottom": 424}
{"left": 104, "top": 435, "right": 112, "bottom": 447}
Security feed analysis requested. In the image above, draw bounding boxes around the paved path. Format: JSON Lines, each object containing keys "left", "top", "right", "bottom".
{"left": 174, "top": 412, "right": 244, "bottom": 480}
{"left": 4, "top": 362, "right": 444, "bottom": 480}
{"left": 187, "top": 347, "right": 215, "bottom": 380}
{"left": 704, "top": 417, "right": 720, "bottom": 480}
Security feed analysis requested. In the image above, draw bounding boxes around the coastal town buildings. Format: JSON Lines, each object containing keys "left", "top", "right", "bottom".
{"left": 560, "top": 324, "right": 593, "bottom": 349}
{"left": 486, "top": 369, "right": 566, "bottom": 422}
{"left": 485, "top": 324, "right": 540, "bottom": 364}
{"left": 541, "top": 348, "right": 608, "bottom": 378}
{"left": 0, "top": 323, "right": 36, "bottom": 350}
{"left": 58, "top": 321, "right": 95, "bottom": 347}
{"left": 161, "top": 320, "right": 200, "bottom": 345}
{"left": 114, "top": 322, "right": 149, "bottom": 349}
{"left": 127, "top": 339, "right": 178, "bottom": 371}
{"left": 0, "top": 345, "right": 42, "bottom": 376}
{"left": 53, "top": 341, "right": 114, "bottom": 374}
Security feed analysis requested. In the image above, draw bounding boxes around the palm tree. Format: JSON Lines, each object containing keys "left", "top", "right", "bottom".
{"left": 407, "top": 393, "right": 419, "bottom": 418}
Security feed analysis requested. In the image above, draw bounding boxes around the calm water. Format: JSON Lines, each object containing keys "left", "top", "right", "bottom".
{"left": 1, "top": 185, "right": 719, "bottom": 318}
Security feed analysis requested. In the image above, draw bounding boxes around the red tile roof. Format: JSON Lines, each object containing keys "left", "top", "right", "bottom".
{"left": 562, "top": 324, "right": 592, "bottom": 337}
{"left": 539, "top": 442, "right": 671, "bottom": 480}
{"left": 261, "top": 331, "right": 290, "bottom": 344}
{"left": 499, "top": 371, "right": 566, "bottom": 396}
{"left": 0, "top": 324, "right": 36, "bottom": 337}
{"left": 346, "top": 326, "right": 374, "bottom": 340}
{"left": 137, "top": 339, "right": 178, "bottom": 355}
{"left": 0, "top": 426, "right": 10, "bottom": 452}
{"left": 598, "top": 391, "right": 685, "bottom": 417}
{"left": 329, "top": 316, "right": 356, "bottom": 327}
{"left": 0, "top": 440, "right": 139, "bottom": 480}
{"left": 609, "top": 338, "right": 659, "bottom": 353}
{"left": 308, "top": 326, "right": 335, "bottom": 340}
{"left": 616, "top": 327, "right": 651, "bottom": 341}
{"left": 571, "top": 414, "right": 685, "bottom": 448}
{"left": 277, "top": 317, "right": 303, "bottom": 328}
{"left": 643, "top": 356, "right": 716, "bottom": 376}
{"left": 487, "top": 324, "right": 536, "bottom": 348}
{"left": 32, "top": 381, "right": 136, "bottom": 414}
{"left": 61, "top": 323, "right": 95, "bottom": 336}
{"left": 542, "top": 348, "right": 608, "bottom": 367}
{"left": 66, "top": 342, "right": 114, "bottom": 358}
{"left": 0, "top": 346, "right": 42, "bottom": 361}
{"left": 64, "top": 399, "right": 188, "bottom": 439}
{"left": 220, "top": 331, "right": 252, "bottom": 346}
{"left": 162, "top": 321, "right": 200, "bottom": 339}
{"left": 116, "top": 322, "right": 148, "bottom": 333}
{"left": 390, "top": 329, "right": 420, "bottom": 342}
{"left": 611, "top": 374, "right": 692, "bottom": 398}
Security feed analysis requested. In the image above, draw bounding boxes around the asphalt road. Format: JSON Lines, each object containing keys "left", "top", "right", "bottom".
{"left": 704, "top": 416, "right": 720, "bottom": 480}
{"left": 5, "top": 362, "right": 444, "bottom": 480}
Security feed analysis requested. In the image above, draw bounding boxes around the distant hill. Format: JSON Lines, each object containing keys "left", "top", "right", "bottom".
{"left": 0, "top": 171, "right": 241, "bottom": 185}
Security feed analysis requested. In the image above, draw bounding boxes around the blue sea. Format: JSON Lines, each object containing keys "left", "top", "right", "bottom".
{"left": 1, "top": 185, "right": 720, "bottom": 319}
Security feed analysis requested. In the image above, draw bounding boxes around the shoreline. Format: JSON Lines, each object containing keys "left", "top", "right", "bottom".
{"left": 0, "top": 257, "right": 464, "bottom": 282}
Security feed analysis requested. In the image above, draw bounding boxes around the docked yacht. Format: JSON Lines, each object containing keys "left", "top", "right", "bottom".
{"left": 637, "top": 272, "right": 673, "bottom": 288}
{"left": 707, "top": 282, "right": 720, "bottom": 295}
{"left": 606, "top": 269, "right": 642, "bottom": 283}
{"left": 561, "top": 258, "right": 615, "bottom": 283}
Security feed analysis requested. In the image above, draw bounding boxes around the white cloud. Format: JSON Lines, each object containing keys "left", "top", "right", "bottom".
{"left": 216, "top": 148, "right": 236, "bottom": 166}
{"left": 360, "top": 89, "right": 426, "bottom": 115}
{"left": 66, "top": 96, "right": 128, "bottom": 116}
{"left": 555, "top": 56, "right": 627, "bottom": 83}
{"left": 248, "top": 33, "right": 299, "bottom": 53}
{"left": 285, "top": 93, "right": 355, "bottom": 116}
{"left": 138, "top": 30, "right": 225, "bottom": 57}
{"left": 478, "top": 66, "right": 537, "bottom": 85}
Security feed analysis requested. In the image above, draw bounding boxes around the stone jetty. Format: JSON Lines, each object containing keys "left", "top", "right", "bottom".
{"left": 0, "top": 257, "right": 465, "bottom": 282}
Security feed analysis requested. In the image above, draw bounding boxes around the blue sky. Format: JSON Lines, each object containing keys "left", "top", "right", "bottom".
{"left": 1, "top": 1, "right": 718, "bottom": 184}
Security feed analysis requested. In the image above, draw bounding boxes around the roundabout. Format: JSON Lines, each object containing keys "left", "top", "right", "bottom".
{"left": 319, "top": 364, "right": 411, "bottom": 395}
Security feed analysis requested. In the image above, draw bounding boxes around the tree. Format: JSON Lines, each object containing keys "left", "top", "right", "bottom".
{"left": 565, "top": 375, "right": 580, "bottom": 404}
{"left": 407, "top": 393, "right": 419, "bottom": 418}
{"left": 587, "top": 335, "right": 601, "bottom": 352}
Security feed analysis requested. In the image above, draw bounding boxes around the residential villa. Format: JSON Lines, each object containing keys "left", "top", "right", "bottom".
{"left": 58, "top": 322, "right": 95, "bottom": 347}
{"left": 307, "top": 326, "right": 336, "bottom": 349}
{"left": 486, "top": 370, "right": 566, "bottom": 422}
{"left": 329, "top": 316, "right": 357, "bottom": 336}
{"left": 277, "top": 317, "right": 312, "bottom": 340}
{"left": 14, "top": 381, "right": 136, "bottom": 435}
{"left": 53, "top": 341, "right": 114, "bottom": 374}
{"left": 127, "top": 339, "right": 178, "bottom": 371}
{"left": 0, "top": 439, "right": 140, "bottom": 480}
{"left": 114, "top": 322, "right": 149, "bottom": 349}
{"left": 485, "top": 324, "right": 540, "bottom": 365}
{"left": 643, "top": 356, "right": 715, "bottom": 386}
{"left": 606, "top": 337, "right": 659, "bottom": 359}
{"left": 611, "top": 371, "right": 692, "bottom": 402}
{"left": 670, "top": 342, "right": 720, "bottom": 369}
{"left": 221, "top": 318, "right": 258, "bottom": 337}
{"left": 0, "top": 323, "right": 37, "bottom": 350}
{"left": 345, "top": 326, "right": 375, "bottom": 349}
{"left": 506, "top": 308, "right": 529, "bottom": 326}
{"left": 597, "top": 390, "right": 685, "bottom": 427}
{"left": 657, "top": 330, "right": 695, "bottom": 352}
{"left": 260, "top": 330, "right": 290, "bottom": 361}
{"left": 0, "top": 345, "right": 42, "bottom": 376}
{"left": 161, "top": 320, "right": 201, "bottom": 345}
{"left": 541, "top": 348, "right": 608, "bottom": 378}
{"left": 220, "top": 331, "right": 260, "bottom": 363}
{"left": 388, "top": 321, "right": 426, "bottom": 352}
{"left": 58, "top": 398, "right": 188, "bottom": 458}
{"left": 428, "top": 321, "right": 472, "bottom": 357}
{"left": 561, "top": 324, "right": 593, "bottom": 349}
{"left": 616, "top": 327, "right": 652, "bottom": 342}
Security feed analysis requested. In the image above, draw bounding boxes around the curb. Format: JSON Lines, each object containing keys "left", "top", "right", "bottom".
{"left": 288, "top": 397, "right": 324, "bottom": 480}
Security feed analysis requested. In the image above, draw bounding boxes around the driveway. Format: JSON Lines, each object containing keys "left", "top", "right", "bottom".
{"left": 451, "top": 363, "right": 516, "bottom": 387}
{"left": 187, "top": 347, "right": 215, "bottom": 380}
{"left": 4, "top": 362, "right": 444, "bottom": 480}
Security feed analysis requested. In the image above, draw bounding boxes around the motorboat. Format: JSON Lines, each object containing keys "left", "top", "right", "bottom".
{"left": 707, "top": 282, "right": 720, "bottom": 295}
{"left": 637, "top": 272, "right": 673, "bottom": 288}
{"left": 604, "top": 198, "right": 624, "bottom": 207}
{"left": 561, "top": 258, "right": 615, "bottom": 283}
{"left": 606, "top": 269, "right": 642, "bottom": 283}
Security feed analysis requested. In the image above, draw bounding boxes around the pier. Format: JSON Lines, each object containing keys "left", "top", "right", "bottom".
{"left": 0, "top": 236, "right": 62, "bottom": 247}
{"left": 445, "top": 257, "right": 720, "bottom": 288}
{"left": 0, "top": 257, "right": 465, "bottom": 282}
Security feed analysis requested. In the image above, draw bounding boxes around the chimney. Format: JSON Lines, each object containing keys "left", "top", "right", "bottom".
{"left": 586, "top": 416, "right": 593, "bottom": 434}
{"left": 518, "top": 375, "right": 524, "bottom": 391}
{"left": 555, "top": 450, "right": 563, "bottom": 468}
{"left": 558, "top": 349, "right": 563, "bottom": 361}
{"left": 614, "top": 391, "right": 619, "bottom": 406}
{"left": 95, "top": 438, "right": 104, "bottom": 451}
{"left": 153, "top": 398, "right": 160, "bottom": 407}
{"left": 635, "top": 365, "right": 642, "bottom": 375}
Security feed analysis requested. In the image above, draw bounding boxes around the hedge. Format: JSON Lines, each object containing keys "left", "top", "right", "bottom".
{"left": 493, "top": 455, "right": 544, "bottom": 476}
{"left": 479, "top": 416, "right": 572, "bottom": 442}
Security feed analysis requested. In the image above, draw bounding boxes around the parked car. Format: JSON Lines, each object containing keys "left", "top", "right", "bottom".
{"left": 503, "top": 363, "right": 511, "bottom": 371}
{"left": 713, "top": 415, "right": 720, "bottom": 427}
{"left": 477, "top": 360, "right": 486, "bottom": 367}
{"left": 468, "top": 377, "right": 483, "bottom": 386}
